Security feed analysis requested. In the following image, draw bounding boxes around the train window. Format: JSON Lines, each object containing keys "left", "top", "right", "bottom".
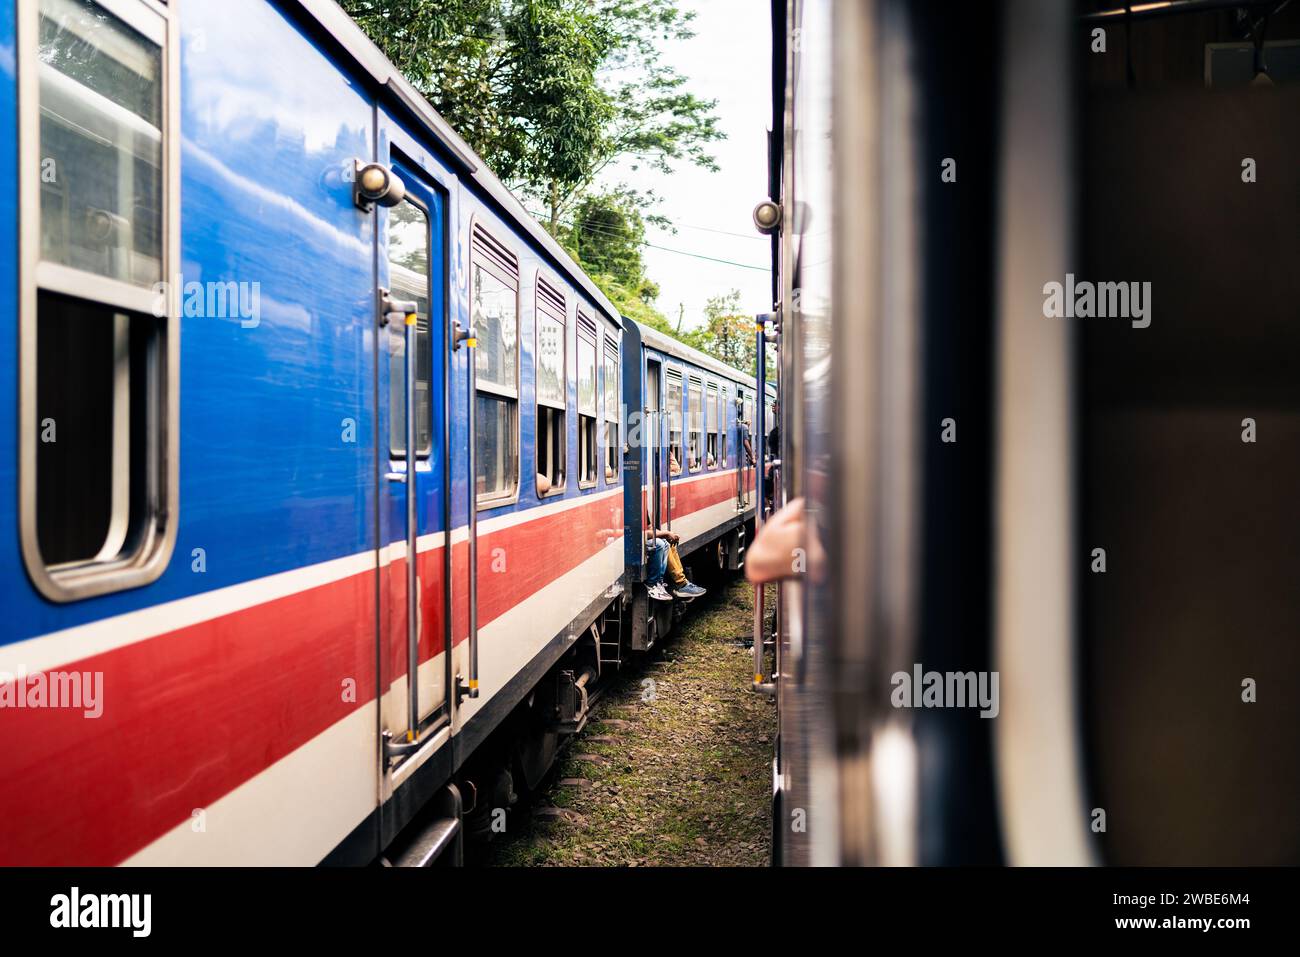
{"left": 22, "top": 0, "right": 178, "bottom": 601}
{"left": 577, "top": 314, "right": 598, "bottom": 488}
{"left": 706, "top": 382, "right": 719, "bottom": 468}
{"left": 666, "top": 370, "right": 683, "bottom": 474}
{"left": 471, "top": 225, "right": 519, "bottom": 506}
{"left": 688, "top": 378, "right": 703, "bottom": 471}
{"left": 535, "top": 276, "right": 566, "bottom": 496}
{"left": 387, "top": 200, "right": 432, "bottom": 458}
{"left": 37, "top": 0, "right": 163, "bottom": 286}
{"left": 603, "top": 339, "right": 619, "bottom": 484}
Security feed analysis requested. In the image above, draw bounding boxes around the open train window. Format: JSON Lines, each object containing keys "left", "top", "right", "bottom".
{"left": 20, "top": 0, "right": 179, "bottom": 601}
{"left": 387, "top": 198, "right": 432, "bottom": 458}
{"left": 687, "top": 377, "right": 703, "bottom": 471}
{"left": 471, "top": 224, "right": 519, "bottom": 507}
{"left": 576, "top": 313, "right": 598, "bottom": 488}
{"left": 666, "top": 369, "right": 683, "bottom": 475}
{"left": 603, "top": 337, "right": 619, "bottom": 484}
{"left": 535, "top": 275, "right": 566, "bottom": 497}
{"left": 705, "top": 382, "right": 719, "bottom": 468}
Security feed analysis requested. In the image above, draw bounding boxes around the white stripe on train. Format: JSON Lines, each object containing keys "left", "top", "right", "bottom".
{"left": 122, "top": 536, "right": 625, "bottom": 865}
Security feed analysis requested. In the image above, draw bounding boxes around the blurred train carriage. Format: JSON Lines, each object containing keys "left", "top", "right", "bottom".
{"left": 0, "top": 0, "right": 771, "bottom": 866}
{"left": 765, "top": 0, "right": 1300, "bottom": 867}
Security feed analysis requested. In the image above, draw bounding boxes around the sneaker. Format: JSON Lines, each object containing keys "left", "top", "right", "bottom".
{"left": 647, "top": 581, "right": 672, "bottom": 601}
{"left": 673, "top": 582, "right": 707, "bottom": 601}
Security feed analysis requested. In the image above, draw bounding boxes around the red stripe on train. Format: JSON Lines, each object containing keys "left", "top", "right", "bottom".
{"left": 0, "top": 571, "right": 376, "bottom": 866}
{"left": 0, "top": 481, "right": 735, "bottom": 865}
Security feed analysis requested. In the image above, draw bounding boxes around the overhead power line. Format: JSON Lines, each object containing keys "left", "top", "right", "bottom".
{"left": 525, "top": 207, "right": 771, "bottom": 273}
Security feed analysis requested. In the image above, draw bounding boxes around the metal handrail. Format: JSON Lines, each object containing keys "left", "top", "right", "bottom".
{"left": 752, "top": 314, "right": 774, "bottom": 695}
{"left": 378, "top": 298, "right": 421, "bottom": 742}
{"left": 663, "top": 406, "right": 672, "bottom": 531}
{"left": 454, "top": 319, "right": 480, "bottom": 700}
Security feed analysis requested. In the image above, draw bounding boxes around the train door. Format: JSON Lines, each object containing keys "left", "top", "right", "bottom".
{"left": 645, "top": 359, "right": 662, "bottom": 532}
{"left": 377, "top": 162, "right": 450, "bottom": 755}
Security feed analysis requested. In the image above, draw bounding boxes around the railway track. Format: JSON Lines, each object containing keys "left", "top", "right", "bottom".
{"left": 474, "top": 578, "right": 776, "bottom": 867}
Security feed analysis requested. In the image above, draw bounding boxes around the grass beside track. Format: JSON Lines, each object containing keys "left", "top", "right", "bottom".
{"left": 478, "top": 577, "right": 776, "bottom": 867}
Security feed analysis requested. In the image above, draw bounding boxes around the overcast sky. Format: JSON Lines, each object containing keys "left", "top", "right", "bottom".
{"left": 601, "top": 0, "right": 773, "bottom": 332}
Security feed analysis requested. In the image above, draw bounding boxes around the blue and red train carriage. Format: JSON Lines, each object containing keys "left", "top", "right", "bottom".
{"left": 0, "top": 0, "right": 772, "bottom": 865}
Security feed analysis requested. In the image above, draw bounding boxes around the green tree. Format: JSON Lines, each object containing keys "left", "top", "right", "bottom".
{"left": 552, "top": 189, "right": 675, "bottom": 337}
{"left": 340, "top": 0, "right": 723, "bottom": 231}
{"left": 685, "top": 290, "right": 752, "bottom": 371}
{"left": 563, "top": 188, "right": 646, "bottom": 287}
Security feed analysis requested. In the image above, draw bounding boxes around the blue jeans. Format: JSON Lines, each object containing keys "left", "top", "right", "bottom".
{"left": 646, "top": 539, "right": 669, "bottom": 584}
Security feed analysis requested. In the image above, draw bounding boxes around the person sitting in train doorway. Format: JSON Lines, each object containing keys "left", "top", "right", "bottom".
{"left": 644, "top": 524, "right": 706, "bottom": 603}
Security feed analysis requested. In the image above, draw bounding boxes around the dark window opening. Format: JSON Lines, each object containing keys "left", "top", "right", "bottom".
{"left": 605, "top": 422, "right": 620, "bottom": 484}
{"left": 579, "top": 414, "right": 598, "bottom": 486}
{"left": 36, "top": 290, "right": 164, "bottom": 569}
{"left": 537, "top": 405, "right": 566, "bottom": 495}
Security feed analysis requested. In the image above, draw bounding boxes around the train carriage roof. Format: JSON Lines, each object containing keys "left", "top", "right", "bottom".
{"left": 291, "top": 0, "right": 767, "bottom": 395}
{"left": 290, "top": 0, "right": 622, "bottom": 326}
{"left": 635, "top": 321, "right": 766, "bottom": 392}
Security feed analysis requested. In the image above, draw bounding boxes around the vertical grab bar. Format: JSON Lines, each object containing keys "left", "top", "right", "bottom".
{"left": 752, "top": 315, "right": 772, "bottom": 694}
{"left": 738, "top": 395, "right": 748, "bottom": 509}
{"left": 380, "top": 293, "right": 424, "bottom": 762}
{"left": 397, "top": 300, "right": 421, "bottom": 740}
{"left": 663, "top": 407, "right": 671, "bottom": 531}
{"left": 454, "top": 320, "right": 480, "bottom": 700}
{"left": 644, "top": 406, "right": 660, "bottom": 536}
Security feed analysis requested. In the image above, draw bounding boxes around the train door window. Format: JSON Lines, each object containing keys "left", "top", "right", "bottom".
{"left": 706, "top": 382, "right": 719, "bottom": 468}
{"left": 666, "top": 369, "right": 683, "bottom": 475}
{"left": 471, "top": 224, "right": 520, "bottom": 507}
{"left": 387, "top": 199, "right": 431, "bottom": 457}
{"left": 576, "top": 313, "right": 598, "bottom": 488}
{"left": 603, "top": 338, "right": 619, "bottom": 484}
{"left": 21, "top": 0, "right": 179, "bottom": 601}
{"left": 535, "top": 275, "right": 566, "bottom": 496}
{"left": 688, "top": 377, "right": 703, "bottom": 471}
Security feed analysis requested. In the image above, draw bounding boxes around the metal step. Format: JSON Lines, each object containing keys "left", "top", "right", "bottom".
{"left": 597, "top": 605, "right": 623, "bottom": 669}
{"left": 388, "top": 816, "right": 461, "bottom": 867}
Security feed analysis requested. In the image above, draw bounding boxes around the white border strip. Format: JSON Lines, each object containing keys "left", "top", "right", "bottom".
{"left": 1, "top": 551, "right": 375, "bottom": 676}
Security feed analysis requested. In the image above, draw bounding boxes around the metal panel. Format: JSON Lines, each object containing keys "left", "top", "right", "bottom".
{"left": 992, "top": 0, "right": 1094, "bottom": 867}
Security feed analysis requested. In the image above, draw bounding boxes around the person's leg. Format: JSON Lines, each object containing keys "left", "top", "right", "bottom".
{"left": 666, "top": 544, "right": 689, "bottom": 588}
{"left": 646, "top": 539, "right": 668, "bottom": 584}
{"left": 667, "top": 543, "right": 706, "bottom": 600}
